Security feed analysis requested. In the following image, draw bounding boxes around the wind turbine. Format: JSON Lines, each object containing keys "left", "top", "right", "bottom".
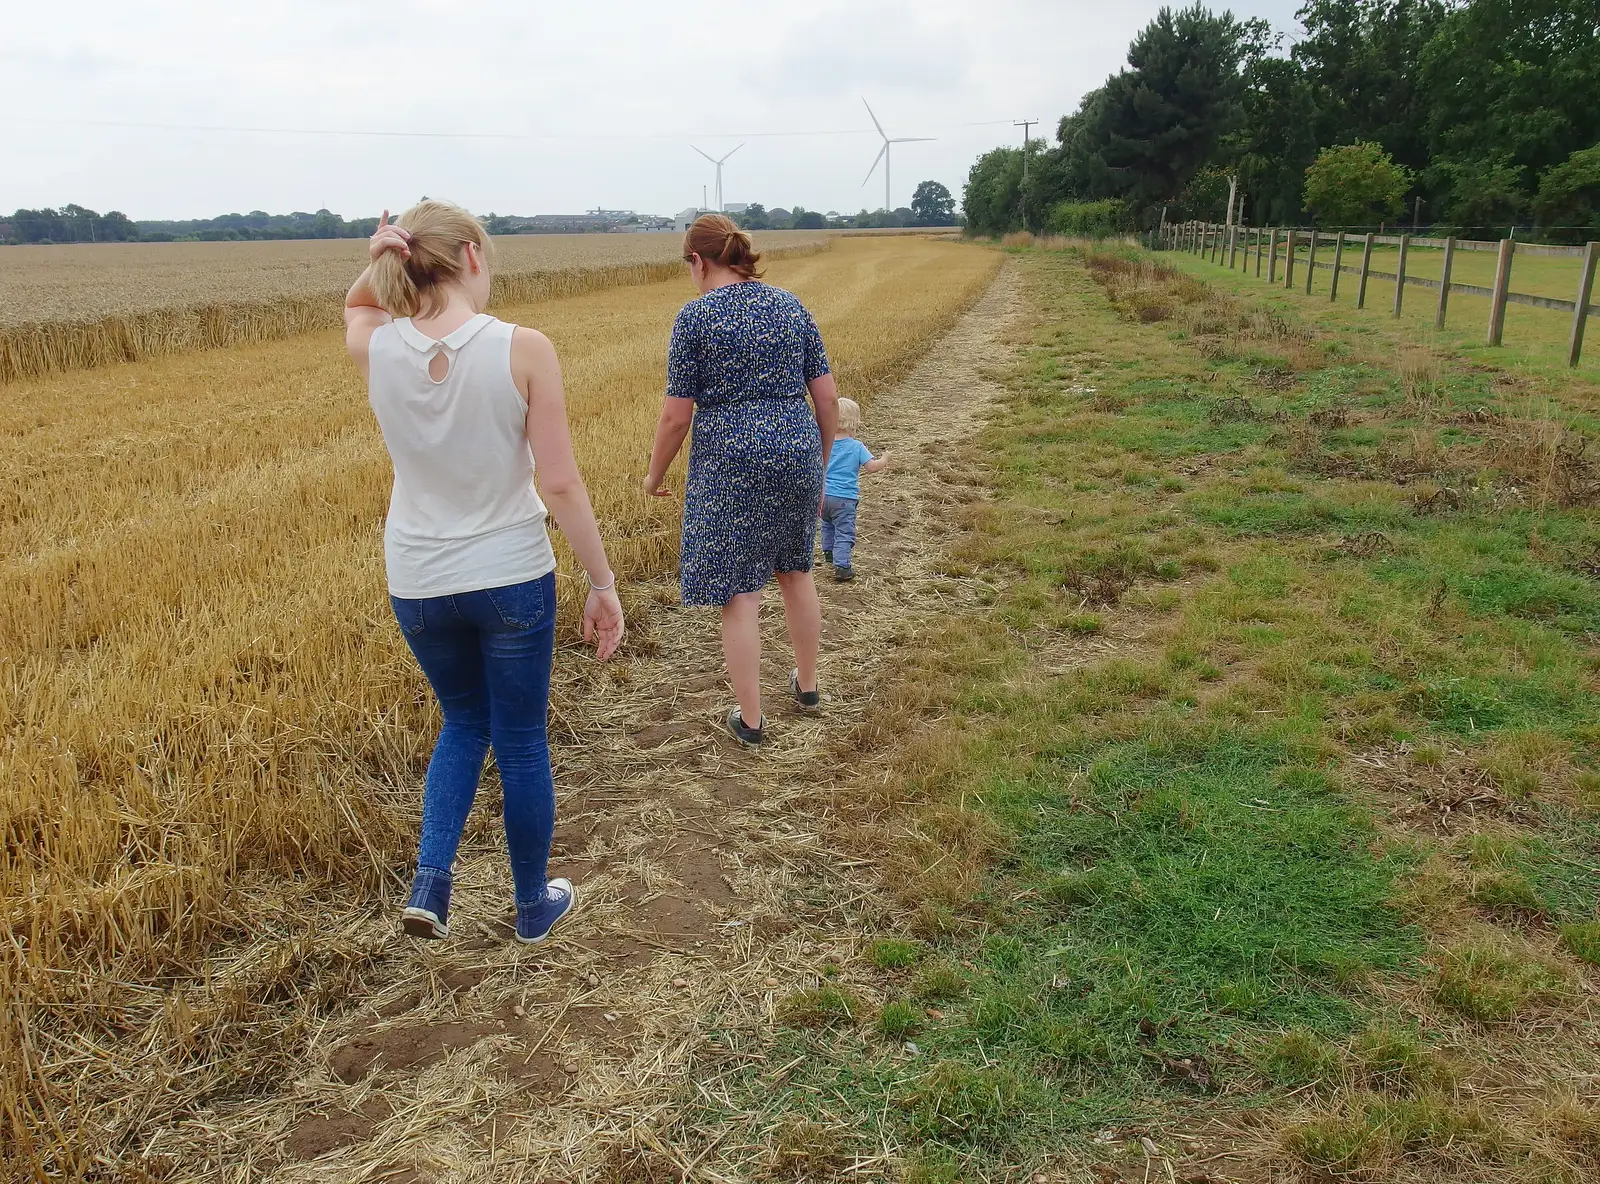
{"left": 861, "top": 99, "right": 933, "bottom": 213}
{"left": 692, "top": 143, "right": 744, "bottom": 212}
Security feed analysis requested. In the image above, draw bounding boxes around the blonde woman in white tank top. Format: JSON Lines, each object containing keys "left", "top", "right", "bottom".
{"left": 345, "top": 201, "right": 623, "bottom": 946}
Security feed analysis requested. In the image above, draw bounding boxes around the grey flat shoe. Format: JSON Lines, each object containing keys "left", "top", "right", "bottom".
{"left": 725, "top": 707, "right": 765, "bottom": 747}
{"left": 790, "top": 668, "right": 821, "bottom": 710}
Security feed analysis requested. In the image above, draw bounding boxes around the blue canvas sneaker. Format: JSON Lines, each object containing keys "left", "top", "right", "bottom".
{"left": 516, "top": 878, "right": 577, "bottom": 944}
{"left": 402, "top": 866, "right": 452, "bottom": 939}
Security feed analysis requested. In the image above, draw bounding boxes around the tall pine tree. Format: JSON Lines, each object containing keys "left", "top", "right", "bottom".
{"left": 1068, "top": 5, "right": 1265, "bottom": 207}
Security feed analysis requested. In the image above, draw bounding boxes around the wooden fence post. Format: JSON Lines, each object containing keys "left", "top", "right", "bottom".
{"left": 1305, "top": 230, "right": 1319, "bottom": 294}
{"left": 1257, "top": 228, "right": 1266, "bottom": 278}
{"left": 1229, "top": 224, "right": 1240, "bottom": 269}
{"left": 1211, "top": 223, "right": 1221, "bottom": 263}
{"left": 1284, "top": 228, "right": 1298, "bottom": 288}
{"left": 1268, "top": 229, "right": 1279, "bottom": 283}
{"left": 1487, "top": 238, "right": 1515, "bottom": 346}
{"left": 1393, "top": 234, "right": 1410, "bottom": 317}
{"left": 1357, "top": 233, "right": 1375, "bottom": 309}
{"left": 1568, "top": 241, "right": 1598, "bottom": 368}
{"left": 1330, "top": 231, "right": 1345, "bottom": 300}
{"left": 1435, "top": 237, "right": 1455, "bottom": 330}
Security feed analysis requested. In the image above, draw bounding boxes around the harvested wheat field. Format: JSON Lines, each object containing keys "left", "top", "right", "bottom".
{"left": 0, "top": 231, "right": 831, "bottom": 383}
{"left": 13, "top": 231, "right": 1596, "bottom": 1184}
{"left": 0, "top": 234, "right": 1002, "bottom": 1178}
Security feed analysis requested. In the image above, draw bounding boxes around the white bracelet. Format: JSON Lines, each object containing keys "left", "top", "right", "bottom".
{"left": 587, "top": 571, "right": 616, "bottom": 592}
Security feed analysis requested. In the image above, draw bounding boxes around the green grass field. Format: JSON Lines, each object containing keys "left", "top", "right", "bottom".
{"left": 1175, "top": 238, "right": 1600, "bottom": 378}
{"left": 681, "top": 243, "right": 1600, "bottom": 1182}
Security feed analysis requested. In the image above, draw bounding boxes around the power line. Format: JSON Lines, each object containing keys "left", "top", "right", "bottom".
{"left": 18, "top": 116, "right": 1026, "bottom": 142}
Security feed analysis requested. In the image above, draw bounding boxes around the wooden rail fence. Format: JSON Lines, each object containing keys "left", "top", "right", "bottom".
{"left": 1155, "top": 221, "right": 1600, "bottom": 367}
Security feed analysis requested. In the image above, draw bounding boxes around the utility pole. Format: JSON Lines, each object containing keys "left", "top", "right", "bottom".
{"left": 1014, "top": 119, "right": 1038, "bottom": 178}
{"left": 1014, "top": 119, "right": 1038, "bottom": 231}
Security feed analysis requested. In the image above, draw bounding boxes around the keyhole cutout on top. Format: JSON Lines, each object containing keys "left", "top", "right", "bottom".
{"left": 426, "top": 348, "right": 450, "bottom": 384}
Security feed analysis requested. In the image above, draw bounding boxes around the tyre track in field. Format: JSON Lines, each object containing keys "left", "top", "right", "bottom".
{"left": 254, "top": 261, "right": 1025, "bottom": 1183}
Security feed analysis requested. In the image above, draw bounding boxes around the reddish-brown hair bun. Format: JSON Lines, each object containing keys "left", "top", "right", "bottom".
{"left": 683, "top": 213, "right": 763, "bottom": 280}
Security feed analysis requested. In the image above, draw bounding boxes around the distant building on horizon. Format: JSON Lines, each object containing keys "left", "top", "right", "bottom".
{"left": 482, "top": 210, "right": 674, "bottom": 235}
{"left": 674, "top": 207, "right": 708, "bottom": 233}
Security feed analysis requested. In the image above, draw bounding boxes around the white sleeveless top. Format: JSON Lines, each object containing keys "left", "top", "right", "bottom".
{"left": 367, "top": 313, "right": 557, "bottom": 599}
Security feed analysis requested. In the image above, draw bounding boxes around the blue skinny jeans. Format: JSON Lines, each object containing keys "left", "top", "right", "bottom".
{"left": 389, "top": 572, "right": 557, "bottom": 906}
{"left": 819, "top": 495, "right": 859, "bottom": 568}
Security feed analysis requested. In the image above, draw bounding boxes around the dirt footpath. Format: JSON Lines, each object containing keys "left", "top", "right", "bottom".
{"left": 259, "top": 263, "right": 1025, "bottom": 1183}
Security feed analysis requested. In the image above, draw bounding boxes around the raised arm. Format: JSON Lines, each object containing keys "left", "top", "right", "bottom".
{"left": 344, "top": 211, "right": 407, "bottom": 378}
{"left": 512, "top": 325, "right": 624, "bottom": 660}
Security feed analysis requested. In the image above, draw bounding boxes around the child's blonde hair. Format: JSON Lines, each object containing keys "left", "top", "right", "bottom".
{"left": 837, "top": 397, "right": 862, "bottom": 433}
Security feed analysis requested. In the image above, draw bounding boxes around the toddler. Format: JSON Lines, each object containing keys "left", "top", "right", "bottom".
{"left": 820, "top": 397, "right": 890, "bottom": 582}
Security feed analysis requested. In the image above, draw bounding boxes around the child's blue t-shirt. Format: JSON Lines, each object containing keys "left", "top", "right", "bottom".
{"left": 825, "top": 436, "right": 874, "bottom": 499}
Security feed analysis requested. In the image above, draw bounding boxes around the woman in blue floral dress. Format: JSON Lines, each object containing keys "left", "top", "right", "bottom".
{"left": 643, "top": 215, "right": 840, "bottom": 746}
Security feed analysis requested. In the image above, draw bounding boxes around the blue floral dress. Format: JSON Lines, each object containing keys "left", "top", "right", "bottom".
{"left": 667, "top": 282, "right": 831, "bottom": 606}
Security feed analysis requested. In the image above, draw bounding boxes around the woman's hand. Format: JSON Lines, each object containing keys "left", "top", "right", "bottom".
{"left": 642, "top": 474, "right": 673, "bottom": 498}
{"left": 583, "top": 584, "right": 625, "bottom": 661}
{"left": 369, "top": 209, "right": 412, "bottom": 263}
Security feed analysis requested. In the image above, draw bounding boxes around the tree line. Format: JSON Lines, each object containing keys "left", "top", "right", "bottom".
{"left": 734, "top": 182, "right": 959, "bottom": 231}
{"left": 0, "top": 206, "right": 382, "bottom": 244}
{"left": 3, "top": 180, "right": 963, "bottom": 246}
{"left": 964, "top": 0, "right": 1600, "bottom": 244}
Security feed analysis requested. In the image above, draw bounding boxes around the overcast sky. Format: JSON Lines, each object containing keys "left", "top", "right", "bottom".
{"left": 6, "top": 0, "right": 1306, "bottom": 221}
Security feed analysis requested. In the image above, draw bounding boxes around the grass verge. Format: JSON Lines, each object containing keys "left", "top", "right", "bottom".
{"left": 681, "top": 246, "right": 1600, "bottom": 1182}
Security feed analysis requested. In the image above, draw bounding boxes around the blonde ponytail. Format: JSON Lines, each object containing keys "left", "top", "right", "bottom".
{"left": 370, "top": 199, "right": 491, "bottom": 318}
